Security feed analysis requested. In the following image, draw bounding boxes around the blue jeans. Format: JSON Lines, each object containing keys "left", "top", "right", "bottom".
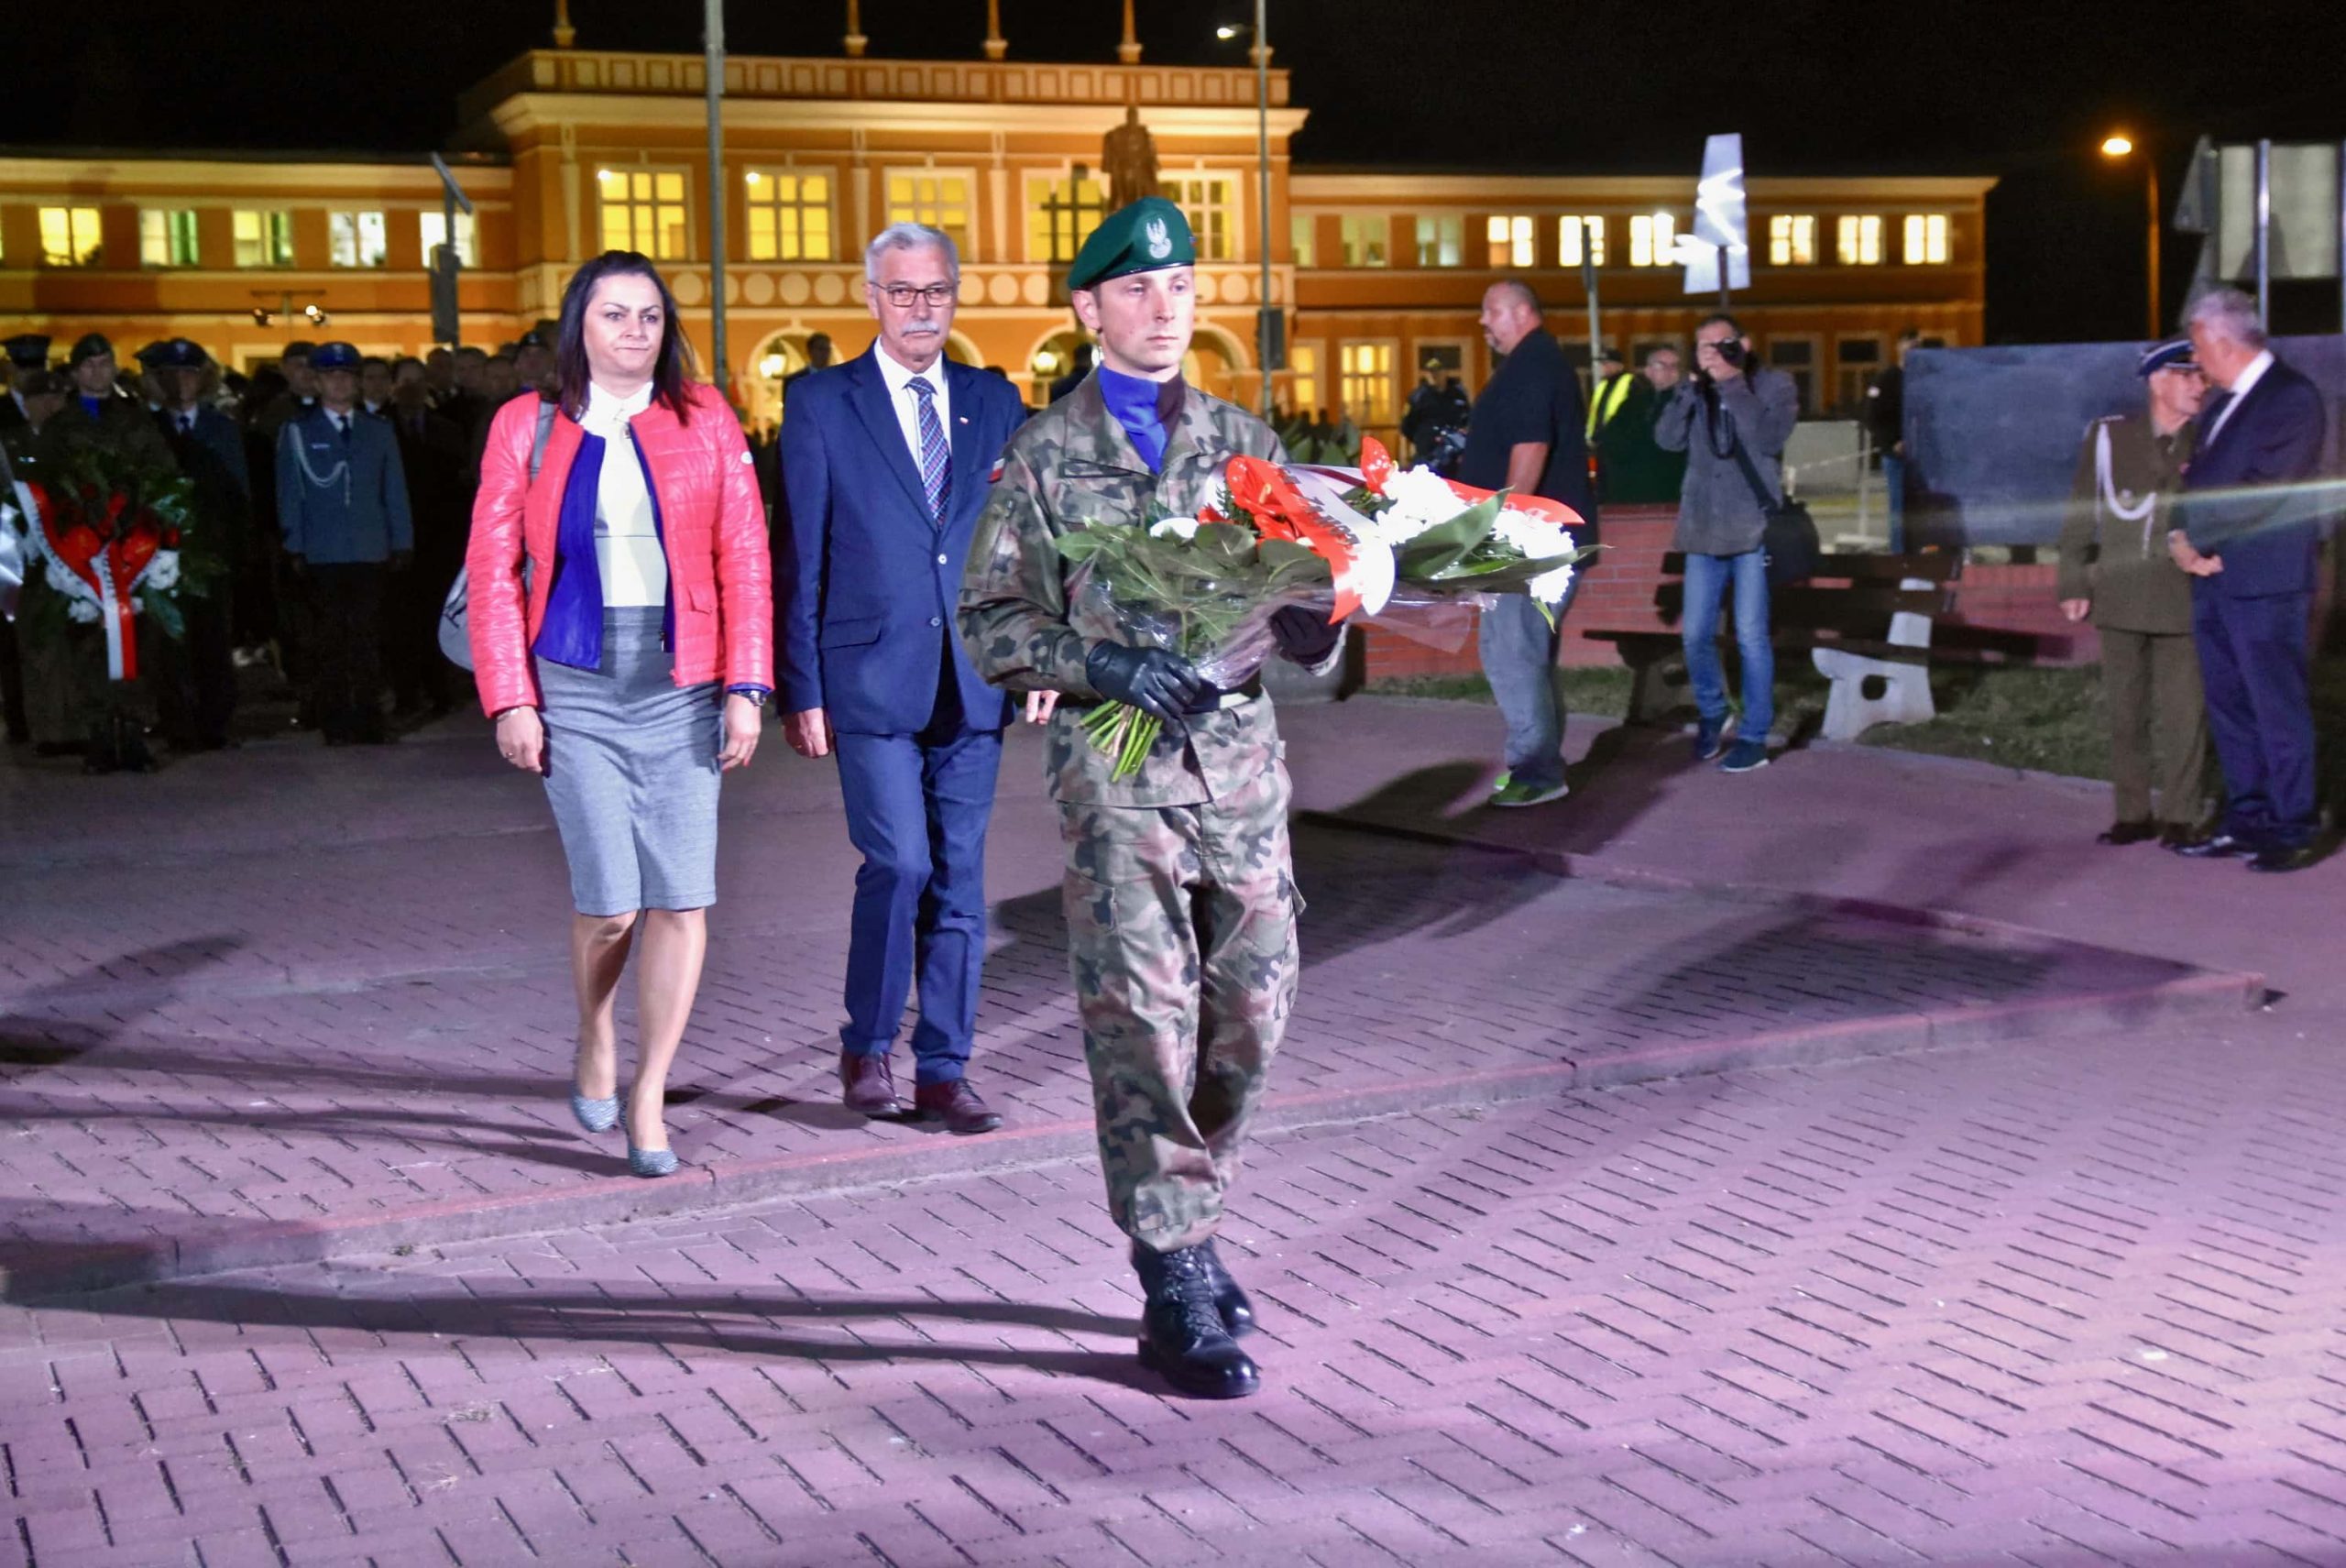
{"left": 1477, "top": 570, "right": 1585, "bottom": 791}
{"left": 1682, "top": 550, "right": 1774, "bottom": 740}
{"left": 1881, "top": 453, "right": 1906, "bottom": 554}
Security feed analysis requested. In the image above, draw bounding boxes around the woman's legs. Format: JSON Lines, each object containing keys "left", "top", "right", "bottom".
{"left": 569, "top": 911, "right": 639, "bottom": 1100}
{"left": 627, "top": 907, "right": 708, "bottom": 1152}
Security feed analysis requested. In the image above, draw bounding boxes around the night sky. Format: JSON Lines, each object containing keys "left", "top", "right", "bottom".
{"left": 7, "top": 0, "right": 2343, "bottom": 342}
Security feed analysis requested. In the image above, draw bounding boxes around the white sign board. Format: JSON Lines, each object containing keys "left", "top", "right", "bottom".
{"left": 1680, "top": 133, "right": 1751, "bottom": 293}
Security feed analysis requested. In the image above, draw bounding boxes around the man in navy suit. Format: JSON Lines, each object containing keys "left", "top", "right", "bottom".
{"left": 779, "top": 223, "right": 1036, "bottom": 1133}
{"left": 2166, "top": 288, "right": 2330, "bottom": 873}
{"left": 145, "top": 338, "right": 252, "bottom": 750}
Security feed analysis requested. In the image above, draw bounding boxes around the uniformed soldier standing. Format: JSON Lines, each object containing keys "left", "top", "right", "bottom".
{"left": 959, "top": 198, "right": 1343, "bottom": 1400}
{"left": 2055, "top": 338, "right": 2210, "bottom": 844}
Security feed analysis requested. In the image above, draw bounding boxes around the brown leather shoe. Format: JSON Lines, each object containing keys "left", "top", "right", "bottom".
{"left": 840, "top": 1051, "right": 900, "bottom": 1117}
{"left": 913, "top": 1080, "right": 1003, "bottom": 1135}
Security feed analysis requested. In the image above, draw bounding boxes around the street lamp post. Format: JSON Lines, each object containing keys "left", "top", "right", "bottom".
{"left": 2101, "top": 134, "right": 2162, "bottom": 338}
{"left": 1219, "top": 11, "right": 1277, "bottom": 420}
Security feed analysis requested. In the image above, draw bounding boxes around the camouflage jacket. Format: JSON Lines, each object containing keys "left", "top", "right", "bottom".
{"left": 959, "top": 372, "right": 1290, "bottom": 808}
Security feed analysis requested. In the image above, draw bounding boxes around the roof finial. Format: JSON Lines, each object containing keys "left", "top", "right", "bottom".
{"left": 552, "top": 0, "right": 575, "bottom": 48}
{"left": 1117, "top": 0, "right": 1141, "bottom": 63}
{"left": 844, "top": 0, "right": 867, "bottom": 58}
{"left": 984, "top": 0, "right": 1006, "bottom": 60}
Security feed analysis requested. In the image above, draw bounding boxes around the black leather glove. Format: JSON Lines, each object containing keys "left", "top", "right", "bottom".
{"left": 1085, "top": 641, "right": 1204, "bottom": 727}
{"left": 1269, "top": 605, "right": 1343, "bottom": 666}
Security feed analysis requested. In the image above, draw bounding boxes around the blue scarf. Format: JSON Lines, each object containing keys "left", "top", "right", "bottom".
{"left": 532, "top": 433, "right": 609, "bottom": 670}
{"left": 1098, "top": 365, "right": 1179, "bottom": 473}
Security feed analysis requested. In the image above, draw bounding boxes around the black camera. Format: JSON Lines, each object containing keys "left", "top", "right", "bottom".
{"left": 1711, "top": 338, "right": 1747, "bottom": 367}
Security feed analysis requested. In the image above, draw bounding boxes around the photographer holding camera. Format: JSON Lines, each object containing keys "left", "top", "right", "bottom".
{"left": 1653, "top": 312, "right": 1801, "bottom": 773}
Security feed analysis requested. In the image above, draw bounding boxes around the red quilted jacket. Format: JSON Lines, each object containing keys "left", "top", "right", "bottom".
{"left": 466, "top": 384, "right": 773, "bottom": 716}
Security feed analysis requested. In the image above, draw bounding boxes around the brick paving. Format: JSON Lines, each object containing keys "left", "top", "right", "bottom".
{"left": 0, "top": 719, "right": 2241, "bottom": 1294}
{"left": 5, "top": 1011, "right": 2344, "bottom": 1567}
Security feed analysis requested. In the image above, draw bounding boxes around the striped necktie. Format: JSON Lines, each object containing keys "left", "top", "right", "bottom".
{"left": 909, "top": 376, "right": 949, "bottom": 522}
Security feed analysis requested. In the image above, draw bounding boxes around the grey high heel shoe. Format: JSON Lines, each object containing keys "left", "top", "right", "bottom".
{"left": 569, "top": 1090, "right": 619, "bottom": 1134}
{"left": 626, "top": 1140, "right": 679, "bottom": 1179}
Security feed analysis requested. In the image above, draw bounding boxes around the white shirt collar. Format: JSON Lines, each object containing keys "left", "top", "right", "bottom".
{"left": 2205, "top": 348, "right": 2274, "bottom": 446}
{"left": 581, "top": 380, "right": 653, "bottom": 436}
{"left": 873, "top": 342, "right": 947, "bottom": 400}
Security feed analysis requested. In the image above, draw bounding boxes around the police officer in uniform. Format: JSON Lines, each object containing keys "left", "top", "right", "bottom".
{"left": 2056, "top": 339, "right": 2210, "bottom": 846}
{"left": 959, "top": 198, "right": 1343, "bottom": 1400}
{"left": 0, "top": 335, "right": 51, "bottom": 430}
{"left": 144, "top": 337, "right": 252, "bottom": 750}
{"left": 276, "top": 342, "right": 412, "bottom": 744}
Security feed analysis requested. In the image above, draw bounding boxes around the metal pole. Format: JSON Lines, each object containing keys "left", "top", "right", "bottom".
{"left": 2337, "top": 138, "right": 2345, "bottom": 332}
{"left": 1716, "top": 241, "right": 1730, "bottom": 311}
{"left": 1583, "top": 246, "right": 1600, "bottom": 392}
{"left": 2145, "top": 158, "right": 2162, "bottom": 338}
{"left": 2253, "top": 137, "right": 2271, "bottom": 330}
{"left": 1255, "top": 0, "right": 1273, "bottom": 421}
{"left": 705, "top": 0, "right": 729, "bottom": 399}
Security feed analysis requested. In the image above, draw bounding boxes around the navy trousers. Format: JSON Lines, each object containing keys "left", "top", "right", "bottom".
{"left": 2191, "top": 586, "right": 2317, "bottom": 850}
{"left": 832, "top": 660, "right": 1004, "bottom": 1084}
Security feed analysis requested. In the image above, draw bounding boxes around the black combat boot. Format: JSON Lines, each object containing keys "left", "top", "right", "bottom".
{"left": 1198, "top": 1238, "right": 1256, "bottom": 1338}
{"left": 1132, "top": 1243, "right": 1259, "bottom": 1398}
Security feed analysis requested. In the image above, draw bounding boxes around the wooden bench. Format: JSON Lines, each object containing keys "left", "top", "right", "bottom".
{"left": 1580, "top": 550, "right": 1964, "bottom": 740}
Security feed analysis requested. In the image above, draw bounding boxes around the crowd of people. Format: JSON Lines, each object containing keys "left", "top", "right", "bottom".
{"left": 0, "top": 327, "right": 556, "bottom": 766}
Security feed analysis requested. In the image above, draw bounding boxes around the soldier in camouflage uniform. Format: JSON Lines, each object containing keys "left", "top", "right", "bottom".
{"left": 959, "top": 197, "right": 1343, "bottom": 1399}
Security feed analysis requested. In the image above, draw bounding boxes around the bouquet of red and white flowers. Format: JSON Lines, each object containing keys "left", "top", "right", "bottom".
{"left": 11, "top": 445, "right": 216, "bottom": 683}
{"left": 1058, "top": 438, "right": 1595, "bottom": 777}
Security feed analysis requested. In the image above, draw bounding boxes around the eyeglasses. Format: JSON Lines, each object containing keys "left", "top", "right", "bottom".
{"left": 872, "top": 282, "right": 957, "bottom": 309}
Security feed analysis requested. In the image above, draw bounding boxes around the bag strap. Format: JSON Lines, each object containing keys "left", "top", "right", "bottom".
{"left": 1721, "top": 403, "right": 1784, "bottom": 510}
{"left": 527, "top": 400, "right": 556, "bottom": 482}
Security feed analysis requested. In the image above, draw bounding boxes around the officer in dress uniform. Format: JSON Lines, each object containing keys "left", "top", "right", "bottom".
{"left": 2056, "top": 339, "right": 2209, "bottom": 846}
{"left": 0, "top": 335, "right": 51, "bottom": 430}
{"left": 276, "top": 341, "right": 411, "bottom": 744}
{"left": 959, "top": 198, "right": 1345, "bottom": 1401}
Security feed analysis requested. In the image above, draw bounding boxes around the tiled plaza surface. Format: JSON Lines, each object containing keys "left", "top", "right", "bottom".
{"left": 0, "top": 713, "right": 2236, "bottom": 1293}
{"left": 5, "top": 693, "right": 2332, "bottom": 1565}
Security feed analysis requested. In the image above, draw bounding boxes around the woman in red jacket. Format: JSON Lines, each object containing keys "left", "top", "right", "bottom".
{"left": 466, "top": 250, "right": 773, "bottom": 1178}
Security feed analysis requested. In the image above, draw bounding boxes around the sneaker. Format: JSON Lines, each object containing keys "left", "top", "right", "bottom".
{"left": 1693, "top": 716, "right": 1729, "bottom": 762}
{"left": 1487, "top": 774, "right": 1570, "bottom": 808}
{"left": 1718, "top": 739, "right": 1770, "bottom": 773}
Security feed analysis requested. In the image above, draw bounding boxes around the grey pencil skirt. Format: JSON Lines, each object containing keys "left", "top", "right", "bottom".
{"left": 536, "top": 607, "right": 723, "bottom": 916}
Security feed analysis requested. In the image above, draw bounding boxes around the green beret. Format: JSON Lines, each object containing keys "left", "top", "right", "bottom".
{"left": 1068, "top": 196, "right": 1195, "bottom": 292}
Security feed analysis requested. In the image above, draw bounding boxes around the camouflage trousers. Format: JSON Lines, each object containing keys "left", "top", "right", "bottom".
{"left": 1058, "top": 756, "right": 1300, "bottom": 1255}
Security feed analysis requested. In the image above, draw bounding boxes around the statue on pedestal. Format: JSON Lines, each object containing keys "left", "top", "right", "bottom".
{"left": 1102, "top": 105, "right": 1160, "bottom": 208}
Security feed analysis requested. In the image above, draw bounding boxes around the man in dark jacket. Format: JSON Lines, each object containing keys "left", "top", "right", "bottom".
{"left": 2165, "top": 288, "right": 2330, "bottom": 872}
{"left": 1654, "top": 312, "right": 1801, "bottom": 773}
{"left": 383, "top": 356, "right": 469, "bottom": 717}
{"left": 145, "top": 338, "right": 252, "bottom": 750}
{"left": 1463, "top": 280, "right": 1598, "bottom": 808}
{"left": 2055, "top": 340, "right": 2207, "bottom": 846}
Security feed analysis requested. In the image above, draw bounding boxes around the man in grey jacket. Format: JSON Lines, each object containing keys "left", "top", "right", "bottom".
{"left": 1654, "top": 313, "right": 1800, "bottom": 773}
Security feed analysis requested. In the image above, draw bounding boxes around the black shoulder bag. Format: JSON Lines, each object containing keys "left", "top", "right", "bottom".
{"left": 1724, "top": 411, "right": 1820, "bottom": 588}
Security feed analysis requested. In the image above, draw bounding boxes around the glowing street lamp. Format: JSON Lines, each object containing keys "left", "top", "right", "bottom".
{"left": 2100, "top": 131, "right": 2161, "bottom": 337}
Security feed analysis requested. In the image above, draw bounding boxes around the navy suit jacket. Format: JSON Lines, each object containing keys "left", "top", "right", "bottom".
{"left": 778, "top": 348, "right": 1026, "bottom": 733}
{"left": 2179, "top": 355, "right": 2328, "bottom": 600}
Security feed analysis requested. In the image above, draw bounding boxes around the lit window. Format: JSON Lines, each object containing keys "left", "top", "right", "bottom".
{"left": 1485, "top": 215, "right": 1533, "bottom": 269}
{"left": 1026, "top": 172, "right": 1106, "bottom": 264}
{"left": 743, "top": 170, "right": 831, "bottom": 262}
{"left": 1289, "top": 343, "right": 1320, "bottom": 411}
{"left": 1167, "top": 175, "right": 1235, "bottom": 262}
{"left": 38, "top": 206, "right": 103, "bottom": 268}
{"left": 139, "top": 209, "right": 200, "bottom": 268}
{"left": 884, "top": 170, "right": 972, "bottom": 255}
{"left": 1902, "top": 213, "right": 1949, "bottom": 265}
{"left": 328, "top": 211, "right": 388, "bottom": 269}
{"left": 419, "top": 210, "right": 479, "bottom": 268}
{"left": 1339, "top": 215, "right": 1388, "bottom": 268}
{"left": 1290, "top": 213, "right": 1316, "bottom": 268}
{"left": 1768, "top": 214, "right": 1816, "bottom": 267}
{"left": 1837, "top": 214, "right": 1883, "bottom": 265}
{"left": 1556, "top": 215, "right": 1605, "bottom": 268}
{"left": 1629, "top": 213, "right": 1677, "bottom": 268}
{"left": 1339, "top": 342, "right": 1396, "bottom": 424}
{"left": 233, "top": 211, "right": 295, "bottom": 269}
{"left": 1413, "top": 215, "right": 1463, "bottom": 267}
{"left": 599, "top": 169, "right": 691, "bottom": 260}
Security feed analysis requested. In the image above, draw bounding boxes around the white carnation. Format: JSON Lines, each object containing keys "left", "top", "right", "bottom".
{"left": 1528, "top": 562, "right": 1576, "bottom": 604}
{"left": 1493, "top": 508, "right": 1573, "bottom": 563}
{"left": 1148, "top": 517, "right": 1199, "bottom": 543}
{"left": 143, "top": 551, "right": 181, "bottom": 592}
{"left": 66, "top": 598, "right": 101, "bottom": 623}
{"left": 1370, "top": 465, "right": 1472, "bottom": 546}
